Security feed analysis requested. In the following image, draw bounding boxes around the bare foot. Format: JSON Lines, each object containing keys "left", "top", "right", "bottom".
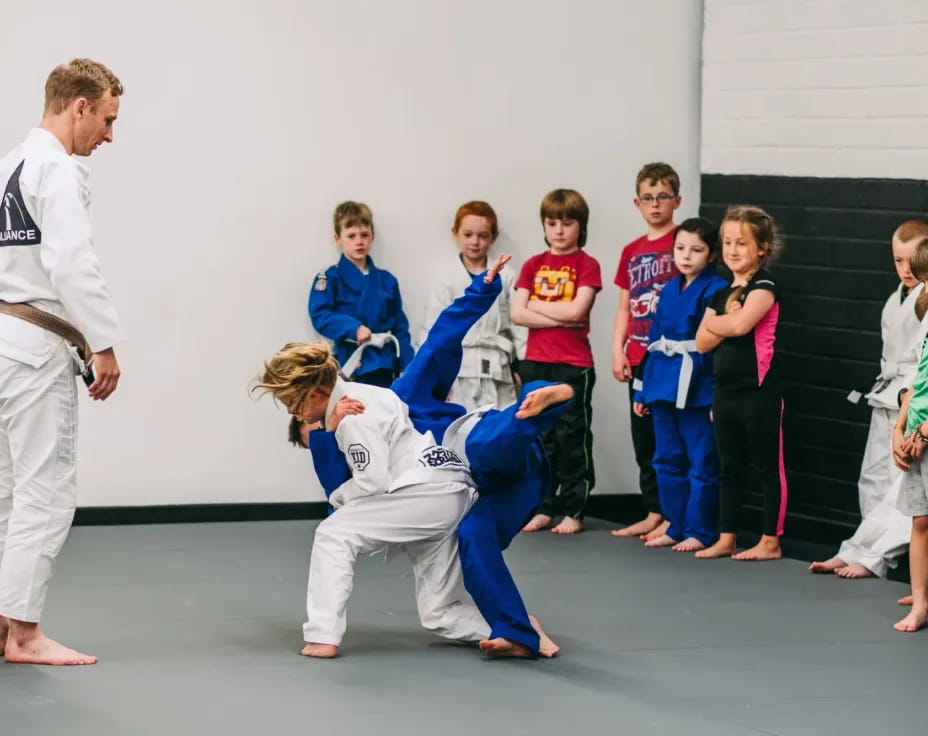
{"left": 899, "top": 595, "right": 913, "bottom": 606}
{"left": 0, "top": 616, "right": 8, "bottom": 657}
{"left": 695, "top": 533, "right": 738, "bottom": 559}
{"left": 4, "top": 631, "right": 97, "bottom": 666}
{"left": 522, "top": 514, "right": 553, "bottom": 533}
{"left": 809, "top": 557, "right": 846, "bottom": 574}
{"left": 301, "top": 642, "right": 338, "bottom": 658}
{"left": 528, "top": 615, "right": 559, "bottom": 658}
{"left": 611, "top": 513, "right": 663, "bottom": 538}
{"left": 551, "top": 517, "right": 582, "bottom": 534}
{"left": 516, "top": 384, "right": 574, "bottom": 419}
{"left": 732, "top": 536, "right": 782, "bottom": 561}
{"left": 479, "top": 637, "right": 534, "bottom": 658}
{"left": 894, "top": 606, "right": 928, "bottom": 632}
{"left": 672, "top": 537, "right": 706, "bottom": 552}
{"left": 642, "top": 520, "right": 671, "bottom": 542}
{"left": 644, "top": 533, "right": 677, "bottom": 548}
{"left": 835, "top": 562, "right": 874, "bottom": 579}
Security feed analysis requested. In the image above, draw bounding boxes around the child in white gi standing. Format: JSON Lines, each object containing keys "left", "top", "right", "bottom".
{"left": 420, "top": 201, "right": 525, "bottom": 411}
{"left": 811, "top": 221, "right": 928, "bottom": 579}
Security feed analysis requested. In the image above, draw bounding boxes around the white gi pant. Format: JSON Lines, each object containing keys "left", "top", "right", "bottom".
{"left": 836, "top": 406, "right": 910, "bottom": 577}
{"left": 303, "top": 481, "right": 489, "bottom": 646}
{"left": 450, "top": 377, "right": 517, "bottom": 413}
{"left": 0, "top": 343, "right": 78, "bottom": 622}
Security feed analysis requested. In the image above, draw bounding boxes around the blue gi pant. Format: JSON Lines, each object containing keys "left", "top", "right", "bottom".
{"left": 396, "top": 274, "right": 568, "bottom": 652}
{"left": 650, "top": 402, "right": 719, "bottom": 545}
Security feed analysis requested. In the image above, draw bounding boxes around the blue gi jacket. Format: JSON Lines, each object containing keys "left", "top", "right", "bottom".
{"left": 636, "top": 267, "right": 728, "bottom": 409}
{"left": 308, "top": 255, "right": 414, "bottom": 375}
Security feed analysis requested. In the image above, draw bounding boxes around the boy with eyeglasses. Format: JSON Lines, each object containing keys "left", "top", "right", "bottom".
{"left": 611, "top": 162, "right": 681, "bottom": 540}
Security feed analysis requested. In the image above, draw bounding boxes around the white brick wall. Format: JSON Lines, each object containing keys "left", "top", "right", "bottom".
{"left": 702, "top": 0, "right": 928, "bottom": 178}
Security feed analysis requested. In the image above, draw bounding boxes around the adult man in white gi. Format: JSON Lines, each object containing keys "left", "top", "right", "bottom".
{"left": 0, "top": 59, "right": 125, "bottom": 665}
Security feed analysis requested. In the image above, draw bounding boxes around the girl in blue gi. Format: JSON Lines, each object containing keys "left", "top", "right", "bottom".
{"left": 304, "top": 255, "right": 571, "bottom": 657}
{"left": 633, "top": 218, "right": 727, "bottom": 551}
{"left": 309, "top": 201, "right": 414, "bottom": 387}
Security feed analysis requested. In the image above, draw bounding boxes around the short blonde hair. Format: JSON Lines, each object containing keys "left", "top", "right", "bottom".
{"left": 44, "top": 58, "right": 123, "bottom": 115}
{"left": 253, "top": 342, "right": 339, "bottom": 411}
{"left": 895, "top": 220, "right": 928, "bottom": 243}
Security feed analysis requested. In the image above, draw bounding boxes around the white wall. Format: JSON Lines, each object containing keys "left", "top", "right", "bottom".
{"left": 1, "top": 0, "right": 703, "bottom": 506}
{"left": 702, "top": 0, "right": 928, "bottom": 178}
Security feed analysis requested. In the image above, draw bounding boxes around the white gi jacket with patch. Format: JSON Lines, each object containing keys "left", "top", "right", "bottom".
{"left": 0, "top": 128, "right": 124, "bottom": 364}
{"left": 327, "top": 378, "right": 473, "bottom": 508}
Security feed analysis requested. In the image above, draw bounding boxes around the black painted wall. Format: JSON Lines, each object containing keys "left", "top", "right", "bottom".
{"left": 700, "top": 175, "right": 928, "bottom": 542}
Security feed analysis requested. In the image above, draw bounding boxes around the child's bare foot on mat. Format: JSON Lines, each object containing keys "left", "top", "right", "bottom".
{"left": 644, "top": 533, "right": 677, "bottom": 548}
{"left": 732, "top": 536, "right": 782, "bottom": 561}
{"left": 809, "top": 557, "right": 846, "bottom": 574}
{"left": 551, "top": 517, "right": 582, "bottom": 534}
{"left": 835, "top": 562, "right": 874, "bottom": 579}
{"left": 302, "top": 642, "right": 338, "bottom": 658}
{"left": 899, "top": 594, "right": 913, "bottom": 606}
{"left": 529, "top": 615, "right": 559, "bottom": 658}
{"left": 522, "top": 514, "right": 553, "bottom": 532}
{"left": 611, "top": 512, "right": 663, "bottom": 537}
{"left": 672, "top": 537, "right": 706, "bottom": 552}
{"left": 894, "top": 606, "right": 928, "bottom": 633}
{"left": 695, "top": 533, "right": 737, "bottom": 559}
{"left": 642, "top": 519, "right": 670, "bottom": 541}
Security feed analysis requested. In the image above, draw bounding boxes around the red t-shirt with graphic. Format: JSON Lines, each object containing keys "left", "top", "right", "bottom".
{"left": 614, "top": 230, "right": 678, "bottom": 366}
{"left": 516, "top": 249, "right": 602, "bottom": 368}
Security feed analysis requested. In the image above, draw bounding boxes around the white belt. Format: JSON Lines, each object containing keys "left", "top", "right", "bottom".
{"left": 647, "top": 336, "right": 698, "bottom": 409}
{"left": 340, "top": 333, "right": 400, "bottom": 379}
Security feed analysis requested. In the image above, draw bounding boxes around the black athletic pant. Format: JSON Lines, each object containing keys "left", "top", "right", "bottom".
{"left": 629, "top": 363, "right": 661, "bottom": 514}
{"left": 518, "top": 360, "right": 595, "bottom": 519}
{"left": 712, "top": 383, "right": 787, "bottom": 537}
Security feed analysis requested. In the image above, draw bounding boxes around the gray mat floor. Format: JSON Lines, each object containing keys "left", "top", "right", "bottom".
{"left": 1, "top": 518, "right": 923, "bottom": 735}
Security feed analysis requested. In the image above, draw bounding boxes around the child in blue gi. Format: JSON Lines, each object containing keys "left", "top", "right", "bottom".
{"left": 633, "top": 218, "right": 727, "bottom": 551}
{"left": 309, "top": 201, "right": 414, "bottom": 387}
{"left": 301, "top": 255, "right": 571, "bottom": 657}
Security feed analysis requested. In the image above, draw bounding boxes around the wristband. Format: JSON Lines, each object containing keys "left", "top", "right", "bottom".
{"left": 916, "top": 424, "right": 928, "bottom": 443}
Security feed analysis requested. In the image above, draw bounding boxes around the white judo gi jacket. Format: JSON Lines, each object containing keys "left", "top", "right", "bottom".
{"left": 326, "top": 378, "right": 473, "bottom": 507}
{"left": 865, "top": 283, "right": 927, "bottom": 411}
{"left": 419, "top": 257, "right": 525, "bottom": 410}
{"left": 0, "top": 128, "right": 123, "bottom": 622}
{"left": 0, "top": 128, "right": 124, "bottom": 362}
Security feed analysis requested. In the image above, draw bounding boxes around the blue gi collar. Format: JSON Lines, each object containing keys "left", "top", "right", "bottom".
{"left": 336, "top": 254, "right": 379, "bottom": 290}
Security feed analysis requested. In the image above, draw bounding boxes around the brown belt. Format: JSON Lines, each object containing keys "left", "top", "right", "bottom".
{"left": 0, "top": 301, "right": 94, "bottom": 385}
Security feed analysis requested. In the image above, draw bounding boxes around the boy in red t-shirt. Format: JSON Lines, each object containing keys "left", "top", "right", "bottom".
{"left": 611, "top": 162, "right": 681, "bottom": 540}
{"left": 513, "top": 189, "right": 602, "bottom": 534}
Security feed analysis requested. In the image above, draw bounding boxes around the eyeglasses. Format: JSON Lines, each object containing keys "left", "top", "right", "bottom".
{"left": 638, "top": 194, "right": 677, "bottom": 204}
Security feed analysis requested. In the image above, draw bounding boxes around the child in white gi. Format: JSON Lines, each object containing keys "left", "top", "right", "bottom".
{"left": 891, "top": 233, "right": 928, "bottom": 632}
{"left": 419, "top": 201, "right": 525, "bottom": 411}
{"left": 256, "top": 344, "right": 486, "bottom": 658}
{"left": 811, "top": 221, "right": 928, "bottom": 579}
